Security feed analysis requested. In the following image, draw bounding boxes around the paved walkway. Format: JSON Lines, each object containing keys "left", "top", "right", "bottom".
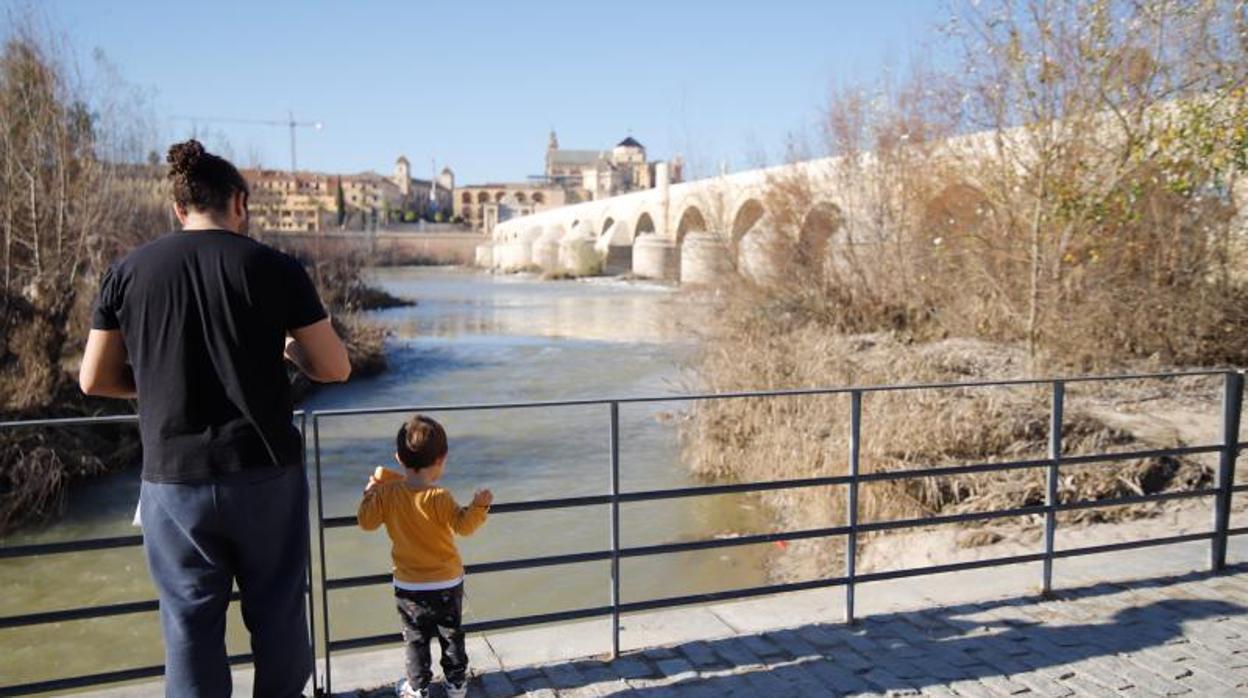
{"left": 453, "top": 571, "right": 1248, "bottom": 697}
{"left": 81, "top": 538, "right": 1248, "bottom": 697}
{"left": 339, "top": 540, "right": 1248, "bottom": 698}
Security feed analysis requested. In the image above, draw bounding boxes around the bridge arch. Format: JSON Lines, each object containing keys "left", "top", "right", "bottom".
{"left": 635, "top": 211, "right": 657, "bottom": 236}
{"left": 675, "top": 205, "right": 709, "bottom": 244}
{"left": 476, "top": 191, "right": 490, "bottom": 204}
{"left": 798, "top": 202, "right": 845, "bottom": 268}
{"left": 730, "top": 199, "right": 766, "bottom": 245}
{"left": 596, "top": 216, "right": 634, "bottom": 275}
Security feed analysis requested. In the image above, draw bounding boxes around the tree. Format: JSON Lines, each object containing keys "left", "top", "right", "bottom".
{"left": 945, "top": 0, "right": 1248, "bottom": 365}
{"left": 334, "top": 176, "right": 345, "bottom": 227}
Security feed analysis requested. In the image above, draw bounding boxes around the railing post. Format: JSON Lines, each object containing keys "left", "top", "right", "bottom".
{"left": 1042, "top": 381, "right": 1064, "bottom": 597}
{"left": 1213, "top": 371, "right": 1244, "bottom": 572}
{"left": 845, "top": 390, "right": 861, "bottom": 625}
{"left": 298, "top": 412, "right": 319, "bottom": 698}
{"left": 609, "top": 401, "right": 622, "bottom": 659}
{"left": 313, "top": 415, "right": 333, "bottom": 694}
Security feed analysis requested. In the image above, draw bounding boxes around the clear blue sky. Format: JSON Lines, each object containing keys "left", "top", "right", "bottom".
{"left": 9, "top": 0, "right": 951, "bottom": 184}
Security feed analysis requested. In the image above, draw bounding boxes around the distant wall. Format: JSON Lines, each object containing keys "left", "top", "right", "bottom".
{"left": 261, "top": 230, "right": 485, "bottom": 266}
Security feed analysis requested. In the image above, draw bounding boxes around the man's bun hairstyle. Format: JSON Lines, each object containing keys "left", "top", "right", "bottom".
{"left": 167, "top": 139, "right": 248, "bottom": 214}
{"left": 396, "top": 414, "right": 448, "bottom": 470}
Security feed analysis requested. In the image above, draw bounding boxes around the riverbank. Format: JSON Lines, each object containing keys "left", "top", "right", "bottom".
{"left": 674, "top": 282, "right": 1233, "bottom": 587}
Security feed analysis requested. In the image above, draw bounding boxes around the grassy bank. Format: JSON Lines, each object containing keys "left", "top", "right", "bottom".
{"left": 678, "top": 287, "right": 1222, "bottom": 583}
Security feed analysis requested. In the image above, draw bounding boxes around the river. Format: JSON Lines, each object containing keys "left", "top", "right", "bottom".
{"left": 0, "top": 267, "right": 769, "bottom": 687}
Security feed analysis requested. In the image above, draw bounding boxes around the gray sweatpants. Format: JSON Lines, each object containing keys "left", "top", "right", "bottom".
{"left": 139, "top": 465, "right": 312, "bottom": 698}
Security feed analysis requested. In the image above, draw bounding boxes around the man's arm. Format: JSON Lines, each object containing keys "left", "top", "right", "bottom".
{"left": 286, "top": 318, "right": 351, "bottom": 383}
{"left": 79, "top": 329, "right": 136, "bottom": 398}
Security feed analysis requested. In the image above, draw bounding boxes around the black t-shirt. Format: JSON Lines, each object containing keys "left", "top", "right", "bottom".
{"left": 92, "top": 229, "right": 326, "bottom": 483}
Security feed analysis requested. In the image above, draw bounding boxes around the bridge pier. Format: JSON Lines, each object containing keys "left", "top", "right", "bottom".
{"left": 533, "top": 229, "right": 563, "bottom": 272}
{"left": 739, "top": 227, "right": 788, "bottom": 285}
{"left": 680, "top": 231, "right": 734, "bottom": 285}
{"left": 632, "top": 236, "right": 680, "bottom": 281}
{"left": 496, "top": 239, "right": 532, "bottom": 270}
{"left": 602, "top": 245, "right": 632, "bottom": 276}
{"left": 559, "top": 235, "right": 601, "bottom": 276}
{"left": 474, "top": 243, "right": 493, "bottom": 268}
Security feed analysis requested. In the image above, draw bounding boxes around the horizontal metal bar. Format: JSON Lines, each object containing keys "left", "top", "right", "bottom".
{"left": 324, "top": 493, "right": 1210, "bottom": 594}
{"left": 860, "top": 458, "right": 1051, "bottom": 483}
{"left": 322, "top": 493, "right": 616, "bottom": 528}
{"left": 0, "top": 599, "right": 158, "bottom": 630}
{"left": 857, "top": 505, "right": 1048, "bottom": 534}
{"left": 320, "top": 446, "right": 1220, "bottom": 530}
{"left": 0, "top": 535, "right": 144, "bottom": 559}
{"left": 481, "top": 494, "right": 611, "bottom": 514}
{"left": 0, "top": 664, "right": 165, "bottom": 697}
{"left": 330, "top": 605, "right": 616, "bottom": 651}
{"left": 330, "top": 575, "right": 859, "bottom": 653}
{"left": 0, "top": 652, "right": 254, "bottom": 697}
{"left": 326, "top": 528, "right": 1226, "bottom": 656}
{"left": 620, "top": 475, "right": 852, "bottom": 503}
{"left": 327, "top": 550, "right": 617, "bottom": 589}
{"left": 619, "top": 526, "right": 851, "bottom": 558}
{"left": 10, "top": 370, "right": 1220, "bottom": 431}
{"left": 1052, "top": 531, "right": 1215, "bottom": 558}
{"left": 1232, "top": 484, "right": 1248, "bottom": 494}
{"left": 308, "top": 370, "right": 1228, "bottom": 419}
{"left": 0, "top": 410, "right": 304, "bottom": 431}
{"left": 855, "top": 552, "right": 1049, "bottom": 584}
{"left": 1059, "top": 444, "right": 1222, "bottom": 466}
{"left": 1055, "top": 488, "right": 1219, "bottom": 512}
{"left": 328, "top": 527, "right": 853, "bottom": 591}
{"left": 1228, "top": 526, "right": 1248, "bottom": 537}
{"left": 616, "top": 575, "right": 851, "bottom": 615}
{"left": 0, "top": 414, "right": 139, "bottom": 430}
{"left": 0, "top": 590, "right": 251, "bottom": 629}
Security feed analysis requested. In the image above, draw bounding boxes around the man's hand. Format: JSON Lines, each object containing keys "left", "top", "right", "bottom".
{"left": 364, "top": 475, "right": 380, "bottom": 493}
{"left": 286, "top": 318, "right": 351, "bottom": 383}
{"left": 472, "top": 489, "right": 493, "bottom": 508}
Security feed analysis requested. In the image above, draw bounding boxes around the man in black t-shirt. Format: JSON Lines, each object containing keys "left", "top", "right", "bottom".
{"left": 80, "top": 140, "right": 350, "bottom": 697}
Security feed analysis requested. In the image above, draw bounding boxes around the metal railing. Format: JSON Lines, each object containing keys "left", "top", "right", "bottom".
{"left": 0, "top": 412, "right": 317, "bottom": 698}
{"left": 0, "top": 370, "right": 1243, "bottom": 696}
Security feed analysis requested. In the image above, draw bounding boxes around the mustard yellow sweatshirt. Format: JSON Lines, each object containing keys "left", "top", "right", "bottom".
{"left": 357, "top": 480, "right": 489, "bottom": 584}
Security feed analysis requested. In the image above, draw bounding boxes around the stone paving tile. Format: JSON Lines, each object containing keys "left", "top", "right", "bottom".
{"left": 440, "top": 566, "right": 1248, "bottom": 698}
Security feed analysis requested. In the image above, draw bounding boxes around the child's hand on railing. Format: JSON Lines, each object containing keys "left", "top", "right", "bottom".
{"left": 367, "top": 466, "right": 402, "bottom": 493}
{"left": 472, "top": 489, "right": 493, "bottom": 508}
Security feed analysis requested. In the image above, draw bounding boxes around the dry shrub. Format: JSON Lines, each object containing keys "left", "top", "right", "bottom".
{"left": 680, "top": 283, "right": 1215, "bottom": 582}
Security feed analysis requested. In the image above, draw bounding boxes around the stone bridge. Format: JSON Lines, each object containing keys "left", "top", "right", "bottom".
{"left": 482, "top": 156, "right": 858, "bottom": 285}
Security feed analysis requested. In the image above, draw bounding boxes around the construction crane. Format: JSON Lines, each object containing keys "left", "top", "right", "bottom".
{"left": 171, "top": 111, "right": 322, "bottom": 172}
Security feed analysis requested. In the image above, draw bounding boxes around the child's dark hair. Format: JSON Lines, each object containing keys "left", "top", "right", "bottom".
{"left": 396, "top": 415, "right": 448, "bottom": 470}
{"left": 166, "top": 139, "right": 249, "bottom": 213}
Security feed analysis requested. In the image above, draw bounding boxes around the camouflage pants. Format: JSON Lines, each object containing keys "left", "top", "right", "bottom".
{"left": 395, "top": 583, "right": 467, "bottom": 688}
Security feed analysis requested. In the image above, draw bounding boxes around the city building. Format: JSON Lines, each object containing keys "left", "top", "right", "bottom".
{"left": 453, "top": 183, "right": 567, "bottom": 233}
{"left": 243, "top": 156, "right": 454, "bottom": 232}
{"left": 454, "top": 132, "right": 683, "bottom": 232}
{"left": 544, "top": 132, "right": 679, "bottom": 202}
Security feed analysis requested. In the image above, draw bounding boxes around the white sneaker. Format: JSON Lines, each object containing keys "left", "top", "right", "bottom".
{"left": 394, "top": 678, "right": 428, "bottom": 698}
{"left": 445, "top": 679, "right": 468, "bottom": 698}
